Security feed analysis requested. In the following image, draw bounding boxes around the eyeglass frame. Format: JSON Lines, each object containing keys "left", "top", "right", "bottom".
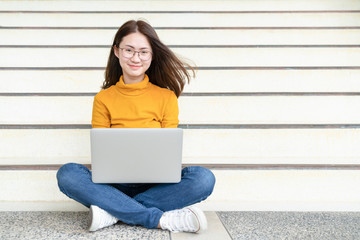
{"left": 118, "top": 47, "right": 153, "bottom": 61}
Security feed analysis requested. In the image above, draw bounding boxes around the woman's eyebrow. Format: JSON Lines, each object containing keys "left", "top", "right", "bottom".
{"left": 124, "top": 44, "right": 150, "bottom": 50}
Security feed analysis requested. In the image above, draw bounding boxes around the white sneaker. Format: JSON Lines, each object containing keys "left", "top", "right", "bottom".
{"left": 159, "top": 206, "right": 207, "bottom": 233}
{"left": 88, "top": 205, "right": 118, "bottom": 232}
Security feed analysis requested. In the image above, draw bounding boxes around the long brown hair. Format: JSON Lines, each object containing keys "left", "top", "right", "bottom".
{"left": 103, "top": 20, "right": 194, "bottom": 97}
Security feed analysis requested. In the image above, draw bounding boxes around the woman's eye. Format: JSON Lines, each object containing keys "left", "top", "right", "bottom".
{"left": 141, "top": 51, "right": 148, "bottom": 55}
{"left": 125, "top": 49, "right": 133, "bottom": 53}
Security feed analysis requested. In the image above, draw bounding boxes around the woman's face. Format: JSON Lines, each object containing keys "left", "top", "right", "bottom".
{"left": 114, "top": 32, "right": 152, "bottom": 84}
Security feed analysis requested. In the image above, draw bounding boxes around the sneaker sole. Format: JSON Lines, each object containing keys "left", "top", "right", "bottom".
{"left": 186, "top": 206, "right": 208, "bottom": 233}
{"left": 88, "top": 205, "right": 97, "bottom": 232}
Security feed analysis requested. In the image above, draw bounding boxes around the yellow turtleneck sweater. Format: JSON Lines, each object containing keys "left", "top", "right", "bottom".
{"left": 92, "top": 75, "right": 179, "bottom": 128}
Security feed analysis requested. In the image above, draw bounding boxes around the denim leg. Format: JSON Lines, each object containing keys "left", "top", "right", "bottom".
{"left": 133, "top": 166, "right": 216, "bottom": 211}
{"left": 56, "top": 163, "right": 163, "bottom": 229}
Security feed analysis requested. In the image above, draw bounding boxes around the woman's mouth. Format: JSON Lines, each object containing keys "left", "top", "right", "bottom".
{"left": 129, "top": 65, "right": 141, "bottom": 69}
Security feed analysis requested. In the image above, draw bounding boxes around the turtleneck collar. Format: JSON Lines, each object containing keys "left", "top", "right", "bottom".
{"left": 115, "top": 74, "right": 151, "bottom": 95}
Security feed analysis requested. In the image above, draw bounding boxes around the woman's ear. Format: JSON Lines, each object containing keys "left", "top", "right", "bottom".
{"left": 113, "top": 45, "right": 119, "bottom": 58}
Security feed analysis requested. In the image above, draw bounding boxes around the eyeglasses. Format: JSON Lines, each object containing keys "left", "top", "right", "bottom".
{"left": 119, "top": 48, "right": 152, "bottom": 61}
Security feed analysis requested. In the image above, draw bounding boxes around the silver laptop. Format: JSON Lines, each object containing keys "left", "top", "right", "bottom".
{"left": 90, "top": 128, "right": 183, "bottom": 183}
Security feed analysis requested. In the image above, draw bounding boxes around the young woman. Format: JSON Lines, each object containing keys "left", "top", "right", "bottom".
{"left": 56, "top": 20, "right": 215, "bottom": 233}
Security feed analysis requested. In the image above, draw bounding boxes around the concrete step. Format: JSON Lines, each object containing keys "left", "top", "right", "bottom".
{"left": 2, "top": 29, "right": 360, "bottom": 46}
{"left": 2, "top": 129, "right": 360, "bottom": 165}
{"left": 1, "top": 169, "right": 360, "bottom": 212}
{"left": 1, "top": 48, "right": 358, "bottom": 68}
{"left": 2, "top": 96, "right": 360, "bottom": 124}
{"left": 1, "top": 0, "right": 359, "bottom": 11}
{"left": 2, "top": 70, "right": 360, "bottom": 93}
{"left": 2, "top": 12, "right": 359, "bottom": 28}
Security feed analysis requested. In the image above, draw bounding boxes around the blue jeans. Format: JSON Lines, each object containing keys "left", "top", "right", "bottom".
{"left": 56, "top": 163, "right": 215, "bottom": 229}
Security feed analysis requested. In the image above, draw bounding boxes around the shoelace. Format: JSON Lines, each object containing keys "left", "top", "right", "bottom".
{"left": 96, "top": 208, "right": 117, "bottom": 228}
{"left": 162, "top": 208, "right": 197, "bottom": 232}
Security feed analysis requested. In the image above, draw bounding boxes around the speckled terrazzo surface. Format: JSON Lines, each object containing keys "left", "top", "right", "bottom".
{"left": 217, "top": 211, "right": 360, "bottom": 240}
{"left": 1, "top": 211, "right": 360, "bottom": 240}
{"left": 0, "top": 212, "right": 169, "bottom": 240}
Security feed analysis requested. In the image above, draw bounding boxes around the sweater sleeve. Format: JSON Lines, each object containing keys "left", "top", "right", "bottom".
{"left": 91, "top": 94, "right": 111, "bottom": 128}
{"left": 161, "top": 92, "right": 179, "bottom": 128}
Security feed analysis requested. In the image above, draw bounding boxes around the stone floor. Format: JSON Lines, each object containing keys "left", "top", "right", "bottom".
{"left": 1, "top": 211, "right": 360, "bottom": 240}
{"left": 217, "top": 211, "right": 360, "bottom": 240}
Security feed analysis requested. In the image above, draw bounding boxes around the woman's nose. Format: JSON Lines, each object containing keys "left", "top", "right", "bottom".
{"left": 130, "top": 52, "right": 141, "bottom": 62}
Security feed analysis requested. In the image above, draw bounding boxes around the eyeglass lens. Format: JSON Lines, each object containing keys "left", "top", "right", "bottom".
{"left": 121, "top": 48, "right": 151, "bottom": 60}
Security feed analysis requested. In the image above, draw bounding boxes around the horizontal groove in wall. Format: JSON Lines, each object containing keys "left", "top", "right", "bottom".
{"left": 0, "top": 164, "right": 359, "bottom": 171}
{"left": 2, "top": 92, "right": 360, "bottom": 97}
{"left": 1, "top": 27, "right": 360, "bottom": 30}
{"left": 1, "top": 11, "right": 360, "bottom": 14}
{"left": 181, "top": 124, "right": 360, "bottom": 129}
{"left": 1, "top": 67, "right": 360, "bottom": 70}
{"left": 183, "top": 92, "right": 360, "bottom": 96}
{"left": 1, "top": 45, "right": 360, "bottom": 48}
{"left": 1, "top": 124, "right": 360, "bottom": 129}
{"left": 0, "top": 93, "right": 97, "bottom": 96}
{"left": 0, "top": 124, "right": 91, "bottom": 129}
{"left": 196, "top": 67, "right": 360, "bottom": 70}
{"left": 0, "top": 67, "right": 105, "bottom": 70}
